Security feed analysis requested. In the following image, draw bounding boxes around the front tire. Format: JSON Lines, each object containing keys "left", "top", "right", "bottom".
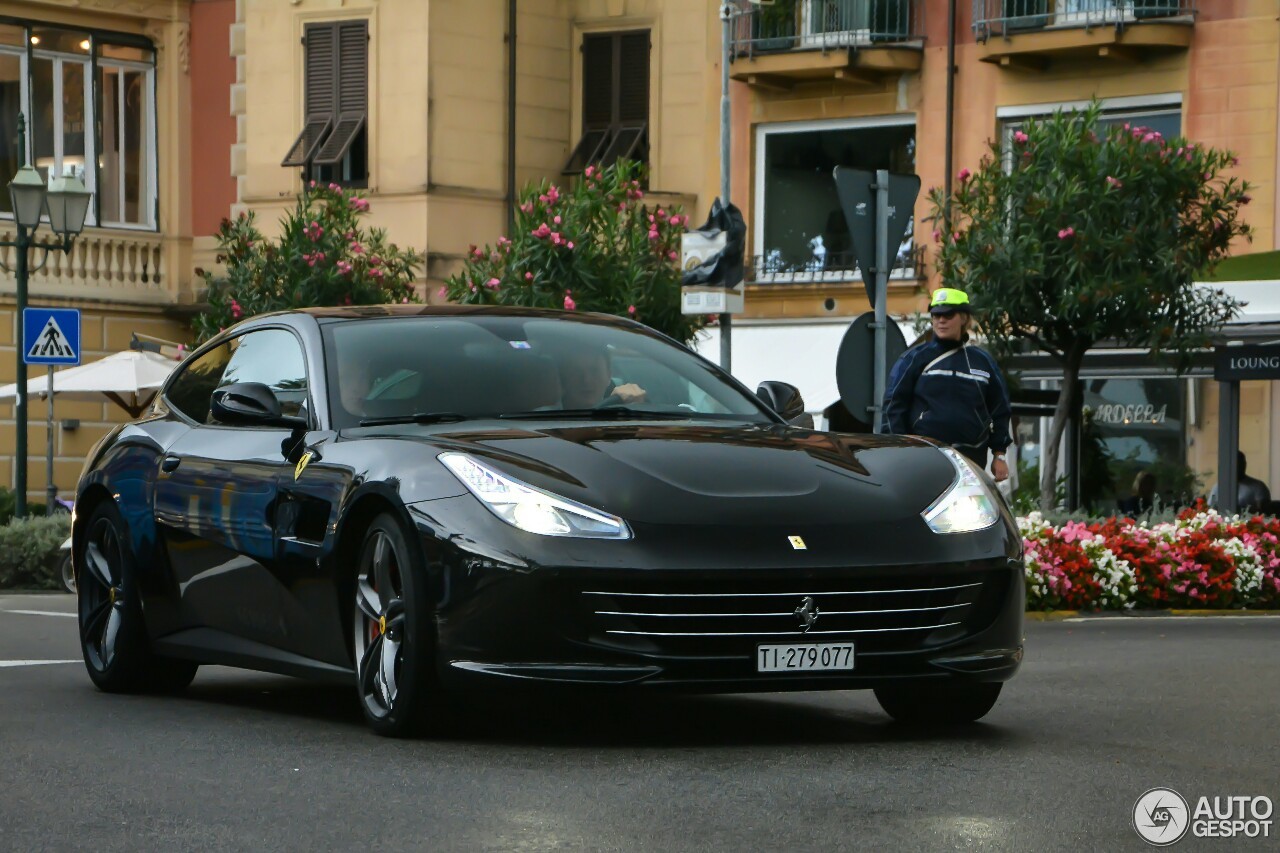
{"left": 352, "top": 512, "right": 444, "bottom": 737}
{"left": 874, "top": 682, "right": 1002, "bottom": 725}
{"left": 77, "top": 502, "right": 198, "bottom": 693}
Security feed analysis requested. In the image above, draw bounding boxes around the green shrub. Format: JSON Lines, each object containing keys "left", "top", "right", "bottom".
{"left": 0, "top": 515, "right": 71, "bottom": 590}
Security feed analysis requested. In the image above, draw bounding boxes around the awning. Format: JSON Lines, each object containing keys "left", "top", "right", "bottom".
{"left": 694, "top": 318, "right": 920, "bottom": 414}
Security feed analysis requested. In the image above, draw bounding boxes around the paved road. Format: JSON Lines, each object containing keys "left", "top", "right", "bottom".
{"left": 1, "top": 592, "right": 1277, "bottom": 852}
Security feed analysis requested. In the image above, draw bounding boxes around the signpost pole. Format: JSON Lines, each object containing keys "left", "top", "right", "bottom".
{"left": 871, "top": 169, "right": 890, "bottom": 433}
{"left": 719, "top": 4, "right": 733, "bottom": 372}
{"left": 45, "top": 366, "right": 55, "bottom": 515}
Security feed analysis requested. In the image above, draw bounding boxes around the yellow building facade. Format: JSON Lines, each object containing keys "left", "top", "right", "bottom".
{"left": 233, "top": 0, "right": 727, "bottom": 291}
{"left": 0, "top": 0, "right": 212, "bottom": 505}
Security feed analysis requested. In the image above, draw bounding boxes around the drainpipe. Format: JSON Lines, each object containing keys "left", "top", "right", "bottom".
{"left": 506, "top": 0, "right": 518, "bottom": 234}
{"left": 943, "top": 0, "right": 957, "bottom": 214}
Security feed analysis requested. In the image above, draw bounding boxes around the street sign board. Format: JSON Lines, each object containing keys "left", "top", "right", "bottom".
{"left": 835, "top": 311, "right": 908, "bottom": 424}
{"left": 23, "top": 307, "right": 81, "bottom": 366}
{"left": 832, "top": 167, "right": 920, "bottom": 305}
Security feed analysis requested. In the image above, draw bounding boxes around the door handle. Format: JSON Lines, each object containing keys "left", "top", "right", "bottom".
{"left": 161, "top": 456, "right": 181, "bottom": 473}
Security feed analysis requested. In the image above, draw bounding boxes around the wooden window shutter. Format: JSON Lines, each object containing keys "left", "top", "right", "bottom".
{"left": 313, "top": 20, "right": 369, "bottom": 166}
{"left": 283, "top": 24, "right": 338, "bottom": 166}
{"left": 617, "top": 33, "right": 649, "bottom": 125}
{"left": 563, "top": 30, "right": 649, "bottom": 175}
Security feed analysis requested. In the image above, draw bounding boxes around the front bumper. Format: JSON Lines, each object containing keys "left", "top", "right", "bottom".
{"left": 431, "top": 557, "right": 1025, "bottom": 694}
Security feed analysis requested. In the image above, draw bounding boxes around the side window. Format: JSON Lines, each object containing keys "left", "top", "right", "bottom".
{"left": 215, "top": 329, "right": 310, "bottom": 422}
{"left": 164, "top": 341, "right": 232, "bottom": 423}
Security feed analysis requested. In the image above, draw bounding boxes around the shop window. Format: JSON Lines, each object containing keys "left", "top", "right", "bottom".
{"left": 282, "top": 20, "right": 368, "bottom": 188}
{"left": 562, "top": 31, "right": 649, "bottom": 176}
{"left": 754, "top": 118, "right": 916, "bottom": 282}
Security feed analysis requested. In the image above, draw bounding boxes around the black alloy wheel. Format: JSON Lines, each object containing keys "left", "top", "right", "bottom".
{"left": 873, "top": 682, "right": 1003, "bottom": 725}
{"left": 352, "top": 512, "right": 442, "bottom": 737}
{"left": 77, "top": 502, "right": 198, "bottom": 693}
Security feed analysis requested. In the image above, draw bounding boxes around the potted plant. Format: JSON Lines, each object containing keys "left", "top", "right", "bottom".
{"left": 753, "top": 0, "right": 798, "bottom": 51}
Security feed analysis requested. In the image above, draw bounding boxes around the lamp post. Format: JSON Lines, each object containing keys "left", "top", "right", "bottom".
{"left": 4, "top": 114, "right": 92, "bottom": 518}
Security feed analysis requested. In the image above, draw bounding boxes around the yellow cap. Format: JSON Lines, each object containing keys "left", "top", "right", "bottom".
{"left": 929, "top": 287, "right": 971, "bottom": 314}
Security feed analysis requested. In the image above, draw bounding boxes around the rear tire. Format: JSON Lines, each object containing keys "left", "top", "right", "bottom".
{"left": 874, "top": 682, "right": 1002, "bottom": 725}
{"left": 351, "top": 512, "right": 447, "bottom": 737}
{"left": 59, "top": 549, "right": 75, "bottom": 593}
{"left": 76, "top": 502, "right": 198, "bottom": 694}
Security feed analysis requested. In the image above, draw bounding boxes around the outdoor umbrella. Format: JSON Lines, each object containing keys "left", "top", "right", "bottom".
{"left": 0, "top": 348, "right": 179, "bottom": 417}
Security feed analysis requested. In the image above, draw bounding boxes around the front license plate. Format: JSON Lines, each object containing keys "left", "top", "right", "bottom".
{"left": 757, "top": 643, "right": 855, "bottom": 673}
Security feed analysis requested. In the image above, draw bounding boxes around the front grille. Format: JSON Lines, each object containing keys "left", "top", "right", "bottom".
{"left": 579, "top": 572, "right": 1000, "bottom": 657}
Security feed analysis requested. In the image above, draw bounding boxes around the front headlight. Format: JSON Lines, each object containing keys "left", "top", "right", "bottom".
{"left": 922, "top": 447, "right": 999, "bottom": 534}
{"left": 439, "top": 452, "right": 632, "bottom": 539}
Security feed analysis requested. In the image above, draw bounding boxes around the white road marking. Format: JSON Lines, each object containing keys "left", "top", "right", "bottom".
{"left": 0, "top": 660, "right": 80, "bottom": 668}
{"left": 1, "top": 609, "right": 76, "bottom": 618}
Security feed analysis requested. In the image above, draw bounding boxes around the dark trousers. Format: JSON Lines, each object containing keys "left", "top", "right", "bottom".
{"left": 955, "top": 445, "right": 989, "bottom": 470}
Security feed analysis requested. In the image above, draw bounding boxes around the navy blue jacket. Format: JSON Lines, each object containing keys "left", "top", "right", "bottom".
{"left": 881, "top": 336, "right": 1012, "bottom": 454}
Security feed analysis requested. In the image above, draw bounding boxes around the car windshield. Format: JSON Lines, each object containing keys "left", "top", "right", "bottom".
{"left": 321, "top": 314, "right": 775, "bottom": 429}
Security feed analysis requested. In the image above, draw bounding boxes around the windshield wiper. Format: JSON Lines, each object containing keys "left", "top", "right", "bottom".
{"left": 359, "top": 412, "right": 471, "bottom": 427}
{"left": 499, "top": 408, "right": 692, "bottom": 421}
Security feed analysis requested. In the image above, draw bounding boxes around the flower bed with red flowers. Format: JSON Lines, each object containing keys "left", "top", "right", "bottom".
{"left": 1019, "top": 504, "right": 1280, "bottom": 611}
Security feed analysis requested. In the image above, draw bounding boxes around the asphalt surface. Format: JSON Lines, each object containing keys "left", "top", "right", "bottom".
{"left": 1, "top": 592, "right": 1277, "bottom": 852}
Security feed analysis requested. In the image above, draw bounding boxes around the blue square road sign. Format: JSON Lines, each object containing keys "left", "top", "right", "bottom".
{"left": 23, "top": 307, "right": 81, "bottom": 366}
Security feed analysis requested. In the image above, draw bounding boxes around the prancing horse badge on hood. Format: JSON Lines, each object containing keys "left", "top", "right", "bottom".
{"left": 789, "top": 536, "right": 807, "bottom": 550}
{"left": 294, "top": 451, "right": 313, "bottom": 481}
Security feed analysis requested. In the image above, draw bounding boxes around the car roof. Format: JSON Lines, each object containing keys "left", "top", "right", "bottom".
{"left": 292, "top": 304, "right": 634, "bottom": 326}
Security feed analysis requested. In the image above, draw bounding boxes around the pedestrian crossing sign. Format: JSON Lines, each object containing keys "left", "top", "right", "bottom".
{"left": 23, "top": 307, "right": 81, "bottom": 366}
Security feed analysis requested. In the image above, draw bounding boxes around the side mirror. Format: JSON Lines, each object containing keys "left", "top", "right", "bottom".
{"left": 210, "top": 382, "right": 307, "bottom": 430}
{"left": 756, "top": 380, "right": 807, "bottom": 424}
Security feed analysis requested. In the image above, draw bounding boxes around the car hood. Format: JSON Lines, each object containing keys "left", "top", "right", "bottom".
{"left": 406, "top": 421, "right": 958, "bottom": 527}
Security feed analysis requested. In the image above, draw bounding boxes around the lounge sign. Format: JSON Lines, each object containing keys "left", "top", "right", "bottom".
{"left": 1214, "top": 343, "right": 1280, "bottom": 381}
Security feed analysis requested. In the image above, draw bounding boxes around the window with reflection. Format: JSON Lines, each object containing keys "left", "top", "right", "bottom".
{"left": 215, "top": 329, "right": 310, "bottom": 422}
{"left": 0, "top": 20, "right": 156, "bottom": 228}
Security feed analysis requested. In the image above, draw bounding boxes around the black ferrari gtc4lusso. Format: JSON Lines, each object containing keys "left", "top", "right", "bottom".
{"left": 73, "top": 306, "right": 1023, "bottom": 737}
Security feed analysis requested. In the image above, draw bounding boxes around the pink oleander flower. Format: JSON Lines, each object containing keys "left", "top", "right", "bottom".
{"left": 564, "top": 294, "right": 576, "bottom": 311}
{"left": 567, "top": 241, "right": 575, "bottom": 250}
{"left": 1012, "top": 130, "right": 1028, "bottom": 144}
{"left": 485, "top": 277, "right": 500, "bottom": 289}
{"left": 308, "top": 180, "right": 317, "bottom": 189}
{"left": 437, "top": 286, "right": 447, "bottom": 297}
{"left": 351, "top": 243, "right": 364, "bottom": 254}
{"left": 520, "top": 202, "right": 533, "bottom": 214}
{"left": 957, "top": 168, "right": 971, "bottom": 182}
{"left": 1106, "top": 176, "right": 1122, "bottom": 189}
{"left": 553, "top": 215, "right": 562, "bottom": 225}
{"left": 524, "top": 271, "right": 534, "bottom": 281}
{"left": 932, "top": 229, "right": 941, "bottom": 243}
{"left": 584, "top": 165, "right": 595, "bottom": 178}
{"left": 328, "top": 182, "right": 341, "bottom": 192}
{"left": 627, "top": 305, "right": 637, "bottom": 316}
{"left": 1058, "top": 227, "right": 1075, "bottom": 240}
{"left": 336, "top": 260, "right": 353, "bottom": 275}
{"left": 648, "top": 229, "right": 659, "bottom": 241}
{"left": 667, "top": 250, "right": 677, "bottom": 261}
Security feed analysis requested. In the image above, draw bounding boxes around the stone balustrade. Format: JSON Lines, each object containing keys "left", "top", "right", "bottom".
{"left": 0, "top": 224, "right": 170, "bottom": 301}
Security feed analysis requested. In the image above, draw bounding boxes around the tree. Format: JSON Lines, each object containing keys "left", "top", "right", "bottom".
{"left": 927, "top": 102, "right": 1252, "bottom": 510}
{"left": 442, "top": 159, "right": 705, "bottom": 345}
{"left": 195, "top": 183, "right": 423, "bottom": 343}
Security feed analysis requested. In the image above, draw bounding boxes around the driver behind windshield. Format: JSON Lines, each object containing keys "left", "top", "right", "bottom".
{"left": 556, "top": 346, "right": 646, "bottom": 408}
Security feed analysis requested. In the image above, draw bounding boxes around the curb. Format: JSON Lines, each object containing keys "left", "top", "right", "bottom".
{"left": 1026, "top": 609, "right": 1279, "bottom": 620}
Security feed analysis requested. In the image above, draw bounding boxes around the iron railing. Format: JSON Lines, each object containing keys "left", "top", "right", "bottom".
{"left": 729, "top": 0, "right": 924, "bottom": 57}
{"left": 973, "top": 1, "right": 1196, "bottom": 39}
{"left": 746, "top": 245, "right": 925, "bottom": 285}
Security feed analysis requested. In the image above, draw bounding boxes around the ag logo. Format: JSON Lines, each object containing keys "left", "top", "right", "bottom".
{"left": 1133, "top": 787, "right": 1190, "bottom": 846}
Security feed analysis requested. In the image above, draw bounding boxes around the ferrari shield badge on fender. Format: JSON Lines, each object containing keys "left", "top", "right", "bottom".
{"left": 789, "top": 535, "right": 807, "bottom": 550}
{"left": 294, "top": 451, "right": 313, "bottom": 481}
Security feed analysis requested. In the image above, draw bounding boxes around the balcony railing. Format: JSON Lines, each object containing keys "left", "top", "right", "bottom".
{"left": 748, "top": 245, "right": 924, "bottom": 285}
{"left": 730, "top": 0, "right": 924, "bottom": 57}
{"left": 0, "top": 225, "right": 167, "bottom": 299}
{"left": 973, "top": 1, "right": 1196, "bottom": 39}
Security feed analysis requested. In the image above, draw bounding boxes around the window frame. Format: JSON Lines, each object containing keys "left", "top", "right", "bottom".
{"left": 96, "top": 56, "right": 157, "bottom": 229}
{"left": 562, "top": 29, "right": 650, "bottom": 177}
{"left": 0, "top": 19, "right": 158, "bottom": 230}
{"left": 752, "top": 114, "right": 918, "bottom": 284}
{"left": 282, "top": 19, "right": 369, "bottom": 188}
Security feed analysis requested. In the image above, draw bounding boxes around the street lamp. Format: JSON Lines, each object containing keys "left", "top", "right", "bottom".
{"left": 3, "top": 114, "right": 92, "bottom": 518}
